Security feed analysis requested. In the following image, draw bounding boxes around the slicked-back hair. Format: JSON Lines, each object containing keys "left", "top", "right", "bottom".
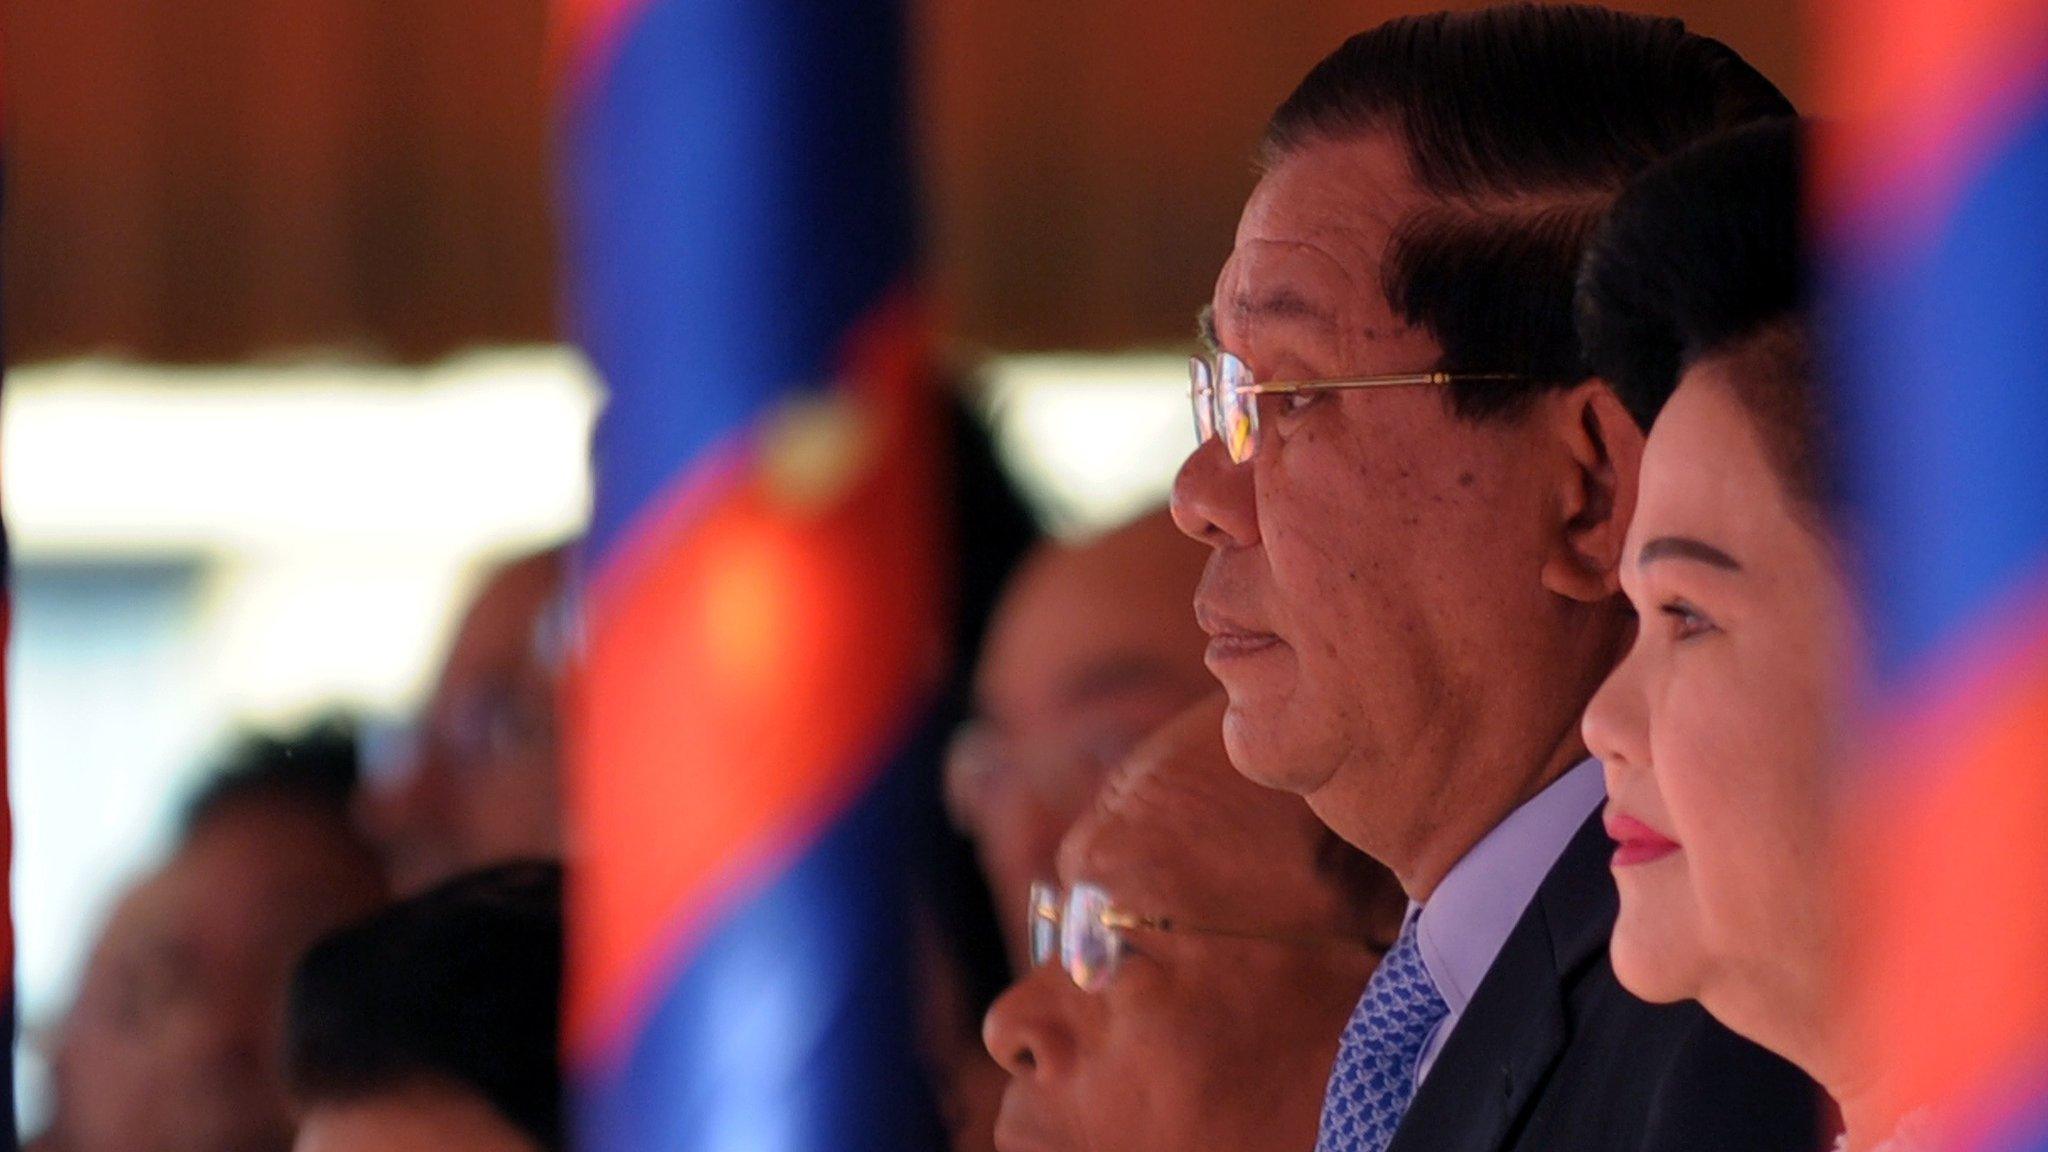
{"left": 1577, "top": 120, "right": 1825, "bottom": 509}
{"left": 1260, "top": 3, "right": 1793, "bottom": 420}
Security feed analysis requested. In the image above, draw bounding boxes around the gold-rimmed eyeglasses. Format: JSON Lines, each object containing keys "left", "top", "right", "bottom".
{"left": 1190, "top": 350, "right": 1523, "bottom": 464}
{"left": 1028, "top": 880, "right": 1386, "bottom": 993}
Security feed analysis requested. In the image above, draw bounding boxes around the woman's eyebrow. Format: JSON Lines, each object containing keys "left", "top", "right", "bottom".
{"left": 1636, "top": 536, "right": 1743, "bottom": 572}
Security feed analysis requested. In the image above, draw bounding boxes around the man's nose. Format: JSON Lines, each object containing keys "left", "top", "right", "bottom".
{"left": 982, "top": 968, "right": 1073, "bottom": 1081}
{"left": 1171, "top": 437, "right": 1259, "bottom": 549}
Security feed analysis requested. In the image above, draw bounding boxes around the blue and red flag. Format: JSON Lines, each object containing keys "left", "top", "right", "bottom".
{"left": 555, "top": 1, "right": 950, "bottom": 1147}
{"left": 2, "top": 62, "right": 19, "bottom": 1152}
{"left": 1820, "top": 1, "right": 2048, "bottom": 1147}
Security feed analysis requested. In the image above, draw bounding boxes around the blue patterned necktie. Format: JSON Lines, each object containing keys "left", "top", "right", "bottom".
{"left": 1316, "top": 915, "right": 1449, "bottom": 1152}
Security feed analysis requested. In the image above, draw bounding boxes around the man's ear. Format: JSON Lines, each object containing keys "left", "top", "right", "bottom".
{"left": 1540, "top": 380, "right": 1644, "bottom": 604}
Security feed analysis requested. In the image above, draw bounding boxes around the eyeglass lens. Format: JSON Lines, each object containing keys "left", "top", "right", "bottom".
{"left": 1026, "top": 881, "right": 1125, "bottom": 992}
{"left": 1028, "top": 882, "right": 1060, "bottom": 970}
{"left": 1187, "top": 353, "right": 1259, "bottom": 464}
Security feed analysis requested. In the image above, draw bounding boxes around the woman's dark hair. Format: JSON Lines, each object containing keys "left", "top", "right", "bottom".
{"left": 285, "top": 861, "right": 563, "bottom": 1150}
{"left": 1260, "top": 4, "right": 1793, "bottom": 420}
{"left": 1576, "top": 119, "right": 1825, "bottom": 508}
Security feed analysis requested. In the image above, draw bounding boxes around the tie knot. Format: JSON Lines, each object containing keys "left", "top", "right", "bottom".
{"left": 1369, "top": 920, "right": 1448, "bottom": 1041}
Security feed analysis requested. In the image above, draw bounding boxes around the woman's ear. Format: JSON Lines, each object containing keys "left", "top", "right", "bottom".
{"left": 1541, "top": 380, "right": 1645, "bottom": 604}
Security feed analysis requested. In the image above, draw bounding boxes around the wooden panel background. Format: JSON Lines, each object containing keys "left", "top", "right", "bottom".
{"left": 1, "top": 0, "right": 1806, "bottom": 365}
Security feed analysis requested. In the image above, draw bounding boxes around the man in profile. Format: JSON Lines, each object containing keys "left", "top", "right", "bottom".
{"left": 1172, "top": 7, "right": 1815, "bottom": 1151}
{"left": 983, "top": 696, "right": 1402, "bottom": 1152}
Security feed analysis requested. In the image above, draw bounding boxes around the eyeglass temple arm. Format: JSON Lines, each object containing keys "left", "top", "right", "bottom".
{"left": 1104, "top": 909, "right": 1390, "bottom": 952}
{"left": 1243, "top": 371, "right": 1523, "bottom": 396}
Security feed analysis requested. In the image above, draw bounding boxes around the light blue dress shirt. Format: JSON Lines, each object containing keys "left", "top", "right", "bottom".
{"left": 1409, "top": 757, "right": 1608, "bottom": 1086}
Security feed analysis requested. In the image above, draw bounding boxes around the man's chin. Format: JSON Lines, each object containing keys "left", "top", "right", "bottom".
{"left": 1219, "top": 697, "right": 1329, "bottom": 797}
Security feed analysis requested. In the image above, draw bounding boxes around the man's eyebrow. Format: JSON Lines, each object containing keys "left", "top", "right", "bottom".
{"left": 1637, "top": 536, "right": 1744, "bottom": 572}
{"left": 1055, "top": 827, "right": 1104, "bottom": 889}
{"left": 1234, "top": 289, "right": 1336, "bottom": 328}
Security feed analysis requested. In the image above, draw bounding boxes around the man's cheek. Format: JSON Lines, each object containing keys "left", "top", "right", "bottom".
{"left": 1269, "top": 514, "right": 1360, "bottom": 606}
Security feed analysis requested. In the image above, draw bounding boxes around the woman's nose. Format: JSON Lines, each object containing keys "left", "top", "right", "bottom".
{"left": 1583, "top": 644, "right": 1650, "bottom": 777}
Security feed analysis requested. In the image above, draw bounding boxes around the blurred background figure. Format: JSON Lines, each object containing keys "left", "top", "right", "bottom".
{"left": 359, "top": 545, "right": 571, "bottom": 895}
{"left": 983, "top": 696, "right": 1403, "bottom": 1152}
{"left": 923, "top": 505, "right": 1209, "bottom": 1152}
{"left": 947, "top": 508, "right": 1212, "bottom": 968}
{"left": 284, "top": 862, "right": 561, "bottom": 1152}
{"left": 31, "top": 723, "right": 388, "bottom": 1152}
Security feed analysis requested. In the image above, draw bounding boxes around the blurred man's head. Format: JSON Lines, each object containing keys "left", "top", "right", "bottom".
{"left": 45, "top": 725, "right": 388, "bottom": 1152}
{"left": 285, "top": 862, "right": 562, "bottom": 1152}
{"left": 362, "top": 545, "right": 570, "bottom": 894}
{"left": 1170, "top": 5, "right": 1791, "bottom": 896}
{"left": 982, "top": 697, "right": 1402, "bottom": 1152}
{"left": 948, "top": 510, "right": 1212, "bottom": 968}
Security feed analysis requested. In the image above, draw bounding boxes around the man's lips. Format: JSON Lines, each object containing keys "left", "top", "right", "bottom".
{"left": 992, "top": 1094, "right": 1069, "bottom": 1152}
{"left": 1194, "top": 602, "right": 1283, "bottom": 663}
{"left": 1205, "top": 631, "right": 1283, "bottom": 662}
{"left": 1604, "top": 806, "right": 1681, "bottom": 867}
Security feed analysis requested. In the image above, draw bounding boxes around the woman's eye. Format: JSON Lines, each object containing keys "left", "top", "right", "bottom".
{"left": 1661, "top": 600, "right": 1716, "bottom": 640}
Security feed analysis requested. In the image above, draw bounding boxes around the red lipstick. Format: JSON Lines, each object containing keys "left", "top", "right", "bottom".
{"left": 1604, "top": 807, "right": 1680, "bottom": 867}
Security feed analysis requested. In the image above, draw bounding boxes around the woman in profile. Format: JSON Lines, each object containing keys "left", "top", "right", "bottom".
{"left": 1576, "top": 119, "right": 1921, "bottom": 1152}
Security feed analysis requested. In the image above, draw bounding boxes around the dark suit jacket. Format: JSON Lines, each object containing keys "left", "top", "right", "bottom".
{"left": 1385, "top": 811, "right": 1824, "bottom": 1152}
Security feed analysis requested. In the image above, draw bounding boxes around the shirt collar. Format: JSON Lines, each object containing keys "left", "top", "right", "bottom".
{"left": 1411, "top": 758, "right": 1607, "bottom": 1014}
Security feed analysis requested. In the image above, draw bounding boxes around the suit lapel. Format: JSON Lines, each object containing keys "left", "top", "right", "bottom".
{"left": 1383, "top": 811, "right": 1618, "bottom": 1152}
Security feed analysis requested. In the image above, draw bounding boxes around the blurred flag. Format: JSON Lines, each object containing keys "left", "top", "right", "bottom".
{"left": 555, "top": 1, "right": 949, "bottom": 1149}
{"left": 1821, "top": 2, "right": 2048, "bottom": 1147}
{"left": 2, "top": 112, "right": 18, "bottom": 1152}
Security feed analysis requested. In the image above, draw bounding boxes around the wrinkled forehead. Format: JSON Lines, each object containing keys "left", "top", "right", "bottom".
{"left": 1058, "top": 749, "right": 1325, "bottom": 917}
{"left": 1213, "top": 135, "right": 1423, "bottom": 350}
{"left": 1212, "top": 241, "right": 1360, "bottom": 342}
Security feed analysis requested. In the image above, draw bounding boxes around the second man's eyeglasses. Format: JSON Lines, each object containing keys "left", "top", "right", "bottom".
{"left": 1028, "top": 880, "right": 1386, "bottom": 993}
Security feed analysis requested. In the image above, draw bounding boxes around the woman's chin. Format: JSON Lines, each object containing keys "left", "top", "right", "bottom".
{"left": 1608, "top": 902, "right": 1705, "bottom": 1006}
